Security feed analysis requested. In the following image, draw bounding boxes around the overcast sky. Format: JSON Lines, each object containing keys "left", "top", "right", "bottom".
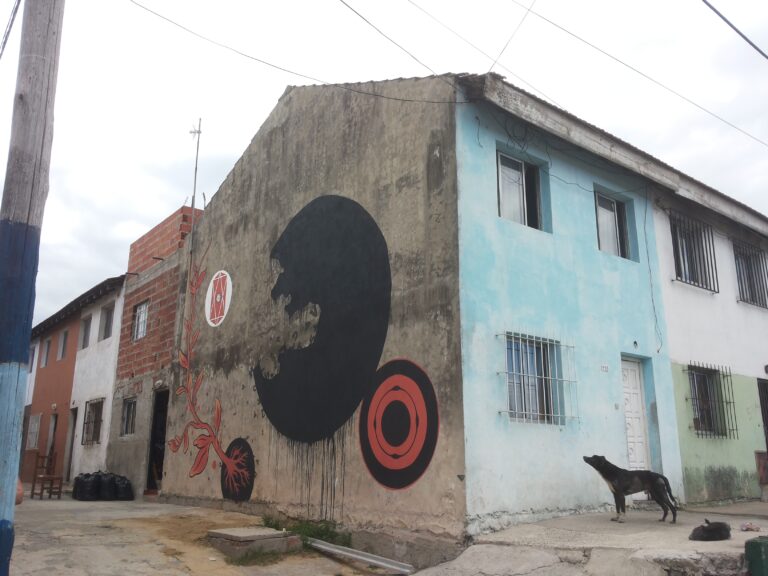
{"left": 1, "top": 0, "right": 766, "bottom": 325}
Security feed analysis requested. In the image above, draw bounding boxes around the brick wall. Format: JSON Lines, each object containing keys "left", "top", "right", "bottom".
{"left": 116, "top": 264, "right": 181, "bottom": 380}
{"left": 127, "top": 206, "right": 203, "bottom": 274}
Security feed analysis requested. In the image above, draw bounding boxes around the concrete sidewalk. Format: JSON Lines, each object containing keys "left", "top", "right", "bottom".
{"left": 416, "top": 502, "right": 768, "bottom": 575}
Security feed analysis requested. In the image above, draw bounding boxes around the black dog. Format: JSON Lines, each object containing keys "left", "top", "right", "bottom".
{"left": 689, "top": 519, "right": 731, "bottom": 541}
{"left": 583, "top": 455, "right": 677, "bottom": 523}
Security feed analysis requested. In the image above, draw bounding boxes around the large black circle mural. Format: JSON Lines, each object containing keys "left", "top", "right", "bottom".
{"left": 359, "top": 359, "right": 439, "bottom": 489}
{"left": 252, "top": 195, "right": 392, "bottom": 443}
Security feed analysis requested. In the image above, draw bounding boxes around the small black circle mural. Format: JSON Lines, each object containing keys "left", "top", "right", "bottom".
{"left": 359, "top": 359, "right": 439, "bottom": 489}
{"left": 253, "top": 195, "right": 391, "bottom": 443}
{"left": 220, "top": 437, "right": 255, "bottom": 502}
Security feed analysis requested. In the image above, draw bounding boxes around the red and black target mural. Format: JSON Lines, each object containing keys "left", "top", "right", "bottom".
{"left": 253, "top": 195, "right": 439, "bottom": 490}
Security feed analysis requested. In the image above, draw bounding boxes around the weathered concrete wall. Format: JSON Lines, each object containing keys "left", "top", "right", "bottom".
{"left": 70, "top": 287, "right": 124, "bottom": 478}
{"left": 163, "top": 77, "right": 465, "bottom": 548}
{"left": 455, "top": 97, "right": 683, "bottom": 534}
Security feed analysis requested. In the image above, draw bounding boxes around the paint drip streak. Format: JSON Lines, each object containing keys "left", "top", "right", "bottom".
{"left": 288, "top": 419, "right": 352, "bottom": 521}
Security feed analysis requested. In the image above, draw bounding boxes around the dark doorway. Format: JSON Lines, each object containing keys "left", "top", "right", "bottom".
{"left": 758, "top": 380, "right": 768, "bottom": 450}
{"left": 65, "top": 407, "right": 77, "bottom": 481}
{"left": 146, "top": 389, "right": 169, "bottom": 493}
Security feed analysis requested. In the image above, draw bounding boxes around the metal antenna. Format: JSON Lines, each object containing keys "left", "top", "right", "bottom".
{"left": 189, "top": 118, "right": 202, "bottom": 244}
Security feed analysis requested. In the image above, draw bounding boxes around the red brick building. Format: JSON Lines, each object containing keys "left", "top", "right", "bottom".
{"left": 106, "top": 206, "right": 202, "bottom": 495}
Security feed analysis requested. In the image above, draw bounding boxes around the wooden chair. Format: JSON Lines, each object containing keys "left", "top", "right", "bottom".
{"left": 30, "top": 452, "right": 63, "bottom": 499}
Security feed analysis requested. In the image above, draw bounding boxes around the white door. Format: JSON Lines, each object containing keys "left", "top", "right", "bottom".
{"left": 622, "top": 359, "right": 649, "bottom": 475}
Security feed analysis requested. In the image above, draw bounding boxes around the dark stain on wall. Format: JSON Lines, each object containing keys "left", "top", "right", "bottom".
{"left": 252, "top": 195, "right": 391, "bottom": 443}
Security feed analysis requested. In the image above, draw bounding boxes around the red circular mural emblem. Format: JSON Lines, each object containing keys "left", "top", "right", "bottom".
{"left": 360, "top": 359, "right": 438, "bottom": 489}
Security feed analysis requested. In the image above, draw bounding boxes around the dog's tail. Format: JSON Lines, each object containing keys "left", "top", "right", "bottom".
{"left": 662, "top": 475, "right": 677, "bottom": 505}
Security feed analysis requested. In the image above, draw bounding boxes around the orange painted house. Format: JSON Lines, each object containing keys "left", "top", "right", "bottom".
{"left": 21, "top": 315, "right": 79, "bottom": 482}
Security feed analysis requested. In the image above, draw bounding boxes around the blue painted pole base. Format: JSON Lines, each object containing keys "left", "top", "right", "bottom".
{"left": 0, "top": 519, "right": 14, "bottom": 576}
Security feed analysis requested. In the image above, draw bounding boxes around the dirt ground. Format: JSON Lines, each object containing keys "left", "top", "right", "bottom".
{"left": 13, "top": 499, "right": 400, "bottom": 576}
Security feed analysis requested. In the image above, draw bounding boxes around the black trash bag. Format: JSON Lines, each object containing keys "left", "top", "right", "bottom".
{"left": 99, "top": 473, "right": 117, "bottom": 501}
{"left": 81, "top": 472, "right": 101, "bottom": 501}
{"left": 72, "top": 474, "right": 83, "bottom": 500}
{"left": 115, "top": 475, "right": 134, "bottom": 501}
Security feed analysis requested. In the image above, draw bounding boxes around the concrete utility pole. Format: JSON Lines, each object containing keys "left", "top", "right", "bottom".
{"left": 0, "top": 1, "right": 65, "bottom": 574}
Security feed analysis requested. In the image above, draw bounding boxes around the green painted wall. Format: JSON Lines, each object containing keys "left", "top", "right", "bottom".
{"left": 672, "top": 363, "right": 765, "bottom": 502}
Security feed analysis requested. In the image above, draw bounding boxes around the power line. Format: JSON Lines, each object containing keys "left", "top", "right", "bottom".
{"left": 504, "top": 0, "right": 768, "bottom": 150}
{"left": 405, "top": 0, "right": 560, "bottom": 106}
{"left": 0, "top": 0, "right": 21, "bottom": 61}
{"left": 127, "top": 0, "right": 463, "bottom": 105}
{"left": 488, "top": 0, "right": 538, "bottom": 74}
{"left": 338, "top": 0, "right": 439, "bottom": 77}
{"left": 701, "top": 0, "right": 768, "bottom": 61}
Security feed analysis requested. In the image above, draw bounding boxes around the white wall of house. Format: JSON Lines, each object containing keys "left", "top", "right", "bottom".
{"left": 654, "top": 205, "right": 768, "bottom": 377}
{"left": 69, "top": 286, "right": 125, "bottom": 478}
{"left": 26, "top": 339, "right": 39, "bottom": 406}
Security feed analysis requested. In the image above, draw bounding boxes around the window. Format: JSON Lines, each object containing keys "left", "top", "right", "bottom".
{"left": 497, "top": 153, "right": 541, "bottom": 229}
{"left": 82, "top": 399, "right": 104, "bottom": 445}
{"left": 99, "top": 303, "right": 114, "bottom": 341}
{"left": 26, "top": 413, "right": 41, "bottom": 449}
{"left": 28, "top": 345, "right": 35, "bottom": 368}
{"left": 670, "top": 211, "right": 719, "bottom": 292}
{"left": 57, "top": 329, "right": 68, "bottom": 360}
{"left": 80, "top": 316, "right": 92, "bottom": 350}
{"left": 121, "top": 397, "right": 137, "bottom": 436}
{"left": 733, "top": 240, "right": 768, "bottom": 308}
{"left": 41, "top": 338, "right": 51, "bottom": 367}
{"left": 686, "top": 363, "right": 737, "bottom": 439}
{"left": 132, "top": 301, "right": 149, "bottom": 341}
{"left": 595, "top": 193, "right": 629, "bottom": 258}
{"left": 504, "top": 333, "right": 576, "bottom": 424}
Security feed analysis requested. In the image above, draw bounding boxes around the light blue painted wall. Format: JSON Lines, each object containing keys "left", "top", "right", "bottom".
{"left": 455, "top": 101, "right": 684, "bottom": 533}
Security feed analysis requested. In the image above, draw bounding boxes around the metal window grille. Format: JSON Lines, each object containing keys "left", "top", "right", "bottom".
{"left": 132, "top": 301, "right": 148, "bottom": 341}
{"left": 669, "top": 211, "right": 719, "bottom": 292}
{"left": 685, "top": 363, "right": 737, "bottom": 439}
{"left": 733, "top": 240, "right": 768, "bottom": 308}
{"left": 121, "top": 398, "right": 137, "bottom": 436}
{"left": 82, "top": 399, "right": 104, "bottom": 445}
{"left": 502, "top": 332, "right": 577, "bottom": 424}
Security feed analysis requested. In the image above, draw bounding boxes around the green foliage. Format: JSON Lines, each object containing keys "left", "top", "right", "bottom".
{"left": 225, "top": 550, "right": 285, "bottom": 566}
{"left": 261, "top": 516, "right": 352, "bottom": 547}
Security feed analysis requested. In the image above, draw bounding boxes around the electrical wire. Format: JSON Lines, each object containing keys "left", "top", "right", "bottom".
{"left": 701, "top": 0, "right": 768, "bottom": 61}
{"left": 504, "top": 0, "right": 768, "bottom": 150}
{"left": 405, "top": 0, "right": 560, "bottom": 106}
{"left": 488, "top": 0, "right": 537, "bottom": 74}
{"left": 338, "top": 0, "right": 438, "bottom": 77}
{"left": 0, "top": 0, "right": 21, "bottom": 62}
{"left": 127, "top": 0, "right": 463, "bottom": 105}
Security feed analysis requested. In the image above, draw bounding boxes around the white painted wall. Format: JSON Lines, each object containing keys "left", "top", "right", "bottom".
{"left": 26, "top": 338, "right": 39, "bottom": 406}
{"left": 69, "top": 286, "right": 125, "bottom": 478}
{"left": 655, "top": 206, "right": 768, "bottom": 377}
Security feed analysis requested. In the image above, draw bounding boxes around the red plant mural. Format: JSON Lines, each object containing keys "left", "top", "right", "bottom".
{"left": 168, "top": 250, "right": 255, "bottom": 502}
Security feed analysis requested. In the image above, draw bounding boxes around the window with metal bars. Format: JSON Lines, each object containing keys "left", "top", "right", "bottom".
{"left": 82, "top": 399, "right": 104, "bottom": 445}
{"left": 669, "top": 211, "right": 719, "bottom": 292}
{"left": 503, "top": 333, "right": 577, "bottom": 424}
{"left": 733, "top": 240, "right": 768, "bottom": 308}
{"left": 685, "top": 363, "right": 737, "bottom": 439}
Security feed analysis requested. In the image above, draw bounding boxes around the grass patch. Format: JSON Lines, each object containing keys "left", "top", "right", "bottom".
{"left": 263, "top": 516, "right": 352, "bottom": 547}
{"left": 225, "top": 549, "right": 286, "bottom": 566}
